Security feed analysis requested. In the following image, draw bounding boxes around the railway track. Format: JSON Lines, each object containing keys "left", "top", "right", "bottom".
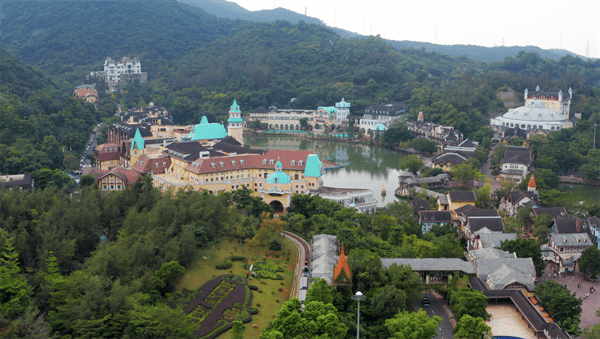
{"left": 281, "top": 231, "right": 310, "bottom": 300}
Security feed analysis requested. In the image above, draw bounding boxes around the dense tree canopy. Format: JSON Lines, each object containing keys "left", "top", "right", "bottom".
{"left": 536, "top": 280, "right": 582, "bottom": 334}
{"left": 579, "top": 247, "right": 600, "bottom": 278}
{"left": 385, "top": 309, "right": 442, "bottom": 339}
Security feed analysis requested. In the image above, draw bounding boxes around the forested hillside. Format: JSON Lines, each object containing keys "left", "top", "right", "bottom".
{"left": 0, "top": 49, "right": 100, "bottom": 176}
{"left": 3, "top": 1, "right": 600, "bottom": 172}
{"left": 0, "top": 0, "right": 239, "bottom": 77}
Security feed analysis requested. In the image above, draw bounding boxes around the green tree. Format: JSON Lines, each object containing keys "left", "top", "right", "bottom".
{"left": 0, "top": 231, "right": 32, "bottom": 319}
{"left": 385, "top": 309, "right": 442, "bottom": 339}
{"left": 259, "top": 299, "right": 347, "bottom": 339}
{"left": 398, "top": 155, "right": 424, "bottom": 175}
{"left": 450, "top": 287, "right": 490, "bottom": 321}
{"left": 410, "top": 138, "right": 438, "bottom": 154}
{"left": 153, "top": 261, "right": 186, "bottom": 295}
{"left": 383, "top": 125, "right": 415, "bottom": 146}
{"left": 503, "top": 217, "right": 523, "bottom": 236}
{"left": 533, "top": 214, "right": 553, "bottom": 241}
{"left": 80, "top": 174, "right": 96, "bottom": 187}
{"left": 305, "top": 278, "right": 333, "bottom": 304}
{"left": 536, "top": 280, "right": 582, "bottom": 334}
{"left": 453, "top": 314, "right": 492, "bottom": 339}
{"left": 128, "top": 303, "right": 195, "bottom": 339}
{"left": 452, "top": 164, "right": 477, "bottom": 185}
{"left": 231, "top": 320, "right": 245, "bottom": 339}
{"left": 582, "top": 323, "right": 600, "bottom": 339}
{"left": 247, "top": 219, "right": 284, "bottom": 247}
{"left": 579, "top": 247, "right": 600, "bottom": 278}
{"left": 507, "top": 136, "right": 523, "bottom": 146}
{"left": 500, "top": 238, "right": 545, "bottom": 276}
{"left": 370, "top": 285, "right": 407, "bottom": 321}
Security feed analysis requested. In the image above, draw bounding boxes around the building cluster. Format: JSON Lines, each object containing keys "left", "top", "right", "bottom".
{"left": 248, "top": 99, "right": 409, "bottom": 136}
{"left": 73, "top": 85, "right": 98, "bottom": 105}
{"left": 430, "top": 139, "right": 478, "bottom": 171}
{"left": 90, "top": 100, "right": 383, "bottom": 213}
{"left": 249, "top": 98, "right": 351, "bottom": 131}
{"left": 405, "top": 111, "right": 464, "bottom": 145}
{"left": 90, "top": 57, "right": 147, "bottom": 92}
{"left": 490, "top": 86, "right": 579, "bottom": 140}
{"left": 352, "top": 101, "right": 408, "bottom": 134}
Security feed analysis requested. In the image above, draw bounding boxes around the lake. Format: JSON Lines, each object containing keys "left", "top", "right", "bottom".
{"left": 245, "top": 135, "right": 405, "bottom": 207}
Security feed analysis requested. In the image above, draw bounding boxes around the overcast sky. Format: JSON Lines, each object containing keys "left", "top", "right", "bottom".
{"left": 232, "top": 0, "right": 600, "bottom": 59}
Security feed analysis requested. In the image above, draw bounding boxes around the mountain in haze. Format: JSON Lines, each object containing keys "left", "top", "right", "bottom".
{"left": 180, "top": 0, "right": 588, "bottom": 62}
{"left": 178, "top": 0, "right": 362, "bottom": 39}
{"left": 386, "top": 40, "right": 588, "bottom": 63}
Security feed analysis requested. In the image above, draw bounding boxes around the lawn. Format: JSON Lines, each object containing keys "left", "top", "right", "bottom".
{"left": 177, "top": 237, "right": 298, "bottom": 339}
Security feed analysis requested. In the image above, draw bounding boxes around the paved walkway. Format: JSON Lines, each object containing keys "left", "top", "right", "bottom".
{"left": 538, "top": 264, "right": 600, "bottom": 329}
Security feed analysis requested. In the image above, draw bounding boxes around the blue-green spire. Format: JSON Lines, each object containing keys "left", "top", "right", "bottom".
{"left": 131, "top": 128, "right": 145, "bottom": 150}
{"left": 230, "top": 99, "right": 241, "bottom": 113}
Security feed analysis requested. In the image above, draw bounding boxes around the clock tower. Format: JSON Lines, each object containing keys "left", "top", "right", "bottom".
{"left": 227, "top": 99, "right": 244, "bottom": 145}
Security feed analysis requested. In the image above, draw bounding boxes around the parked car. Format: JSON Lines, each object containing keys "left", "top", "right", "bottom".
{"left": 422, "top": 296, "right": 430, "bottom": 307}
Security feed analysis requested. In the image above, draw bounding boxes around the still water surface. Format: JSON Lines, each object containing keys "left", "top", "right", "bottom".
{"left": 245, "top": 136, "right": 405, "bottom": 207}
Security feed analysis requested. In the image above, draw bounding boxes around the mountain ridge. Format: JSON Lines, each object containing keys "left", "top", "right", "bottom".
{"left": 180, "top": 0, "right": 588, "bottom": 62}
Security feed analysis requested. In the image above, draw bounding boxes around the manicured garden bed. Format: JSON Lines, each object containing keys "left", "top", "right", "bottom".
{"left": 168, "top": 274, "right": 258, "bottom": 339}
{"left": 176, "top": 237, "right": 297, "bottom": 339}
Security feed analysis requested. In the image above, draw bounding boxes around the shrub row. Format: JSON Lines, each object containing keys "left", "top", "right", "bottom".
{"left": 228, "top": 255, "right": 246, "bottom": 261}
{"left": 215, "top": 261, "right": 233, "bottom": 270}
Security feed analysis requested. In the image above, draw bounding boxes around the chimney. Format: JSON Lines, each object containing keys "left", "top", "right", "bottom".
{"left": 576, "top": 219, "right": 582, "bottom": 233}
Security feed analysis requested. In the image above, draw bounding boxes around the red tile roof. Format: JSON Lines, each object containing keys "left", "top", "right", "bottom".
{"left": 95, "top": 143, "right": 119, "bottom": 152}
{"left": 92, "top": 166, "right": 141, "bottom": 186}
{"left": 73, "top": 88, "right": 98, "bottom": 99}
{"left": 132, "top": 155, "right": 171, "bottom": 174}
{"left": 96, "top": 152, "right": 120, "bottom": 162}
{"left": 184, "top": 150, "right": 313, "bottom": 175}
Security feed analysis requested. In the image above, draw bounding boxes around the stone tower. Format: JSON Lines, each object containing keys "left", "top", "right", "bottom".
{"left": 227, "top": 99, "right": 244, "bottom": 145}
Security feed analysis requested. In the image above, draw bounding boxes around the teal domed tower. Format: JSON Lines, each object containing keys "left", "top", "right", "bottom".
{"left": 228, "top": 99, "right": 244, "bottom": 145}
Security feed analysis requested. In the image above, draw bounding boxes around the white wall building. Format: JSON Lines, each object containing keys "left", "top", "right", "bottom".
{"left": 308, "top": 186, "right": 377, "bottom": 214}
{"left": 490, "top": 87, "right": 574, "bottom": 134}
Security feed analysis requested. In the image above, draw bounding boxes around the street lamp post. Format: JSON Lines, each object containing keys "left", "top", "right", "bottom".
{"left": 351, "top": 291, "right": 367, "bottom": 339}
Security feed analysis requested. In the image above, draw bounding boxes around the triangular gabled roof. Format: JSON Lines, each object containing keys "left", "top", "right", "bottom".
{"left": 333, "top": 245, "right": 351, "bottom": 286}
{"left": 528, "top": 175, "right": 536, "bottom": 189}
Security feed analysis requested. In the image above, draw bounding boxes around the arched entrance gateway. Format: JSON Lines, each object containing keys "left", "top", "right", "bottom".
{"left": 269, "top": 200, "right": 284, "bottom": 213}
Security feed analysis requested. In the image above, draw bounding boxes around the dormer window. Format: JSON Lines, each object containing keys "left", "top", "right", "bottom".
{"left": 262, "top": 159, "right": 267, "bottom": 165}
{"left": 269, "top": 159, "right": 274, "bottom": 165}
{"left": 299, "top": 160, "right": 304, "bottom": 166}
{"left": 291, "top": 160, "right": 296, "bottom": 166}
{"left": 211, "top": 163, "right": 216, "bottom": 168}
{"left": 232, "top": 161, "right": 236, "bottom": 166}
{"left": 220, "top": 162, "right": 225, "bottom": 167}
{"left": 240, "top": 160, "right": 244, "bottom": 165}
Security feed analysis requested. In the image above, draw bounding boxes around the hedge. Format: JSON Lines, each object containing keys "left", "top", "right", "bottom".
{"left": 215, "top": 261, "right": 233, "bottom": 270}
